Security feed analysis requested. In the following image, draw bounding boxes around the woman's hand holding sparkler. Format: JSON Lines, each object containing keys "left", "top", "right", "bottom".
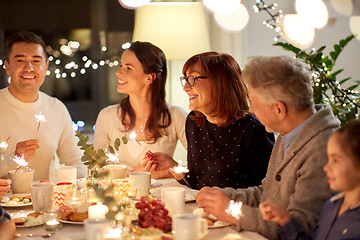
{"left": 196, "top": 187, "right": 238, "bottom": 225}
{"left": 15, "top": 139, "right": 39, "bottom": 162}
{"left": 141, "top": 151, "right": 177, "bottom": 172}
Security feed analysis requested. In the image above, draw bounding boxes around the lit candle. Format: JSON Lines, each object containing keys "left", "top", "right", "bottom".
{"left": 88, "top": 202, "right": 109, "bottom": 219}
{"left": 45, "top": 219, "right": 61, "bottom": 231}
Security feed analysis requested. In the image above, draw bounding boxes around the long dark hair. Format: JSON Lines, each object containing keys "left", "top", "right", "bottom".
{"left": 182, "top": 52, "right": 249, "bottom": 127}
{"left": 119, "top": 41, "right": 171, "bottom": 142}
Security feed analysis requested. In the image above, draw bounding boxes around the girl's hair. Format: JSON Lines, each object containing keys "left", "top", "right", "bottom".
{"left": 182, "top": 52, "right": 249, "bottom": 127}
{"left": 119, "top": 41, "right": 170, "bottom": 143}
{"left": 334, "top": 119, "right": 360, "bottom": 168}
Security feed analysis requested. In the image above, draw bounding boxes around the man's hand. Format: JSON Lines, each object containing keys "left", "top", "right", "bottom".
{"left": 259, "top": 200, "right": 291, "bottom": 226}
{"left": 0, "top": 179, "right": 11, "bottom": 198}
{"left": 15, "top": 139, "right": 39, "bottom": 161}
{"left": 196, "top": 187, "right": 238, "bottom": 225}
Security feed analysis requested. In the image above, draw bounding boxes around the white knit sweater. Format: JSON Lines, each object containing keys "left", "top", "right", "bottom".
{"left": 0, "top": 87, "right": 86, "bottom": 180}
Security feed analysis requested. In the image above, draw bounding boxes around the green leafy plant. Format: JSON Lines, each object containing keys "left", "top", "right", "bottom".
{"left": 76, "top": 131, "right": 132, "bottom": 221}
{"left": 274, "top": 35, "right": 360, "bottom": 126}
{"left": 75, "top": 131, "right": 128, "bottom": 177}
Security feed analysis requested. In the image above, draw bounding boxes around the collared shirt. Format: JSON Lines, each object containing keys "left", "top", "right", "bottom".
{"left": 282, "top": 106, "right": 323, "bottom": 156}
{"left": 278, "top": 192, "right": 360, "bottom": 240}
{"left": 0, "top": 206, "right": 11, "bottom": 224}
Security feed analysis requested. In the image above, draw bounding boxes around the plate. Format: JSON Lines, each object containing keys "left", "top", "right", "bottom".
{"left": 58, "top": 219, "right": 85, "bottom": 225}
{"left": 13, "top": 213, "right": 44, "bottom": 228}
{"left": 208, "top": 221, "right": 231, "bottom": 229}
{"left": 0, "top": 193, "right": 32, "bottom": 207}
{"left": 150, "top": 179, "right": 162, "bottom": 188}
{"left": 185, "top": 189, "right": 198, "bottom": 202}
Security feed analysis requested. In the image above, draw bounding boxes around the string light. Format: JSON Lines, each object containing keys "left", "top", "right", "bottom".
{"left": 252, "top": 1, "right": 284, "bottom": 41}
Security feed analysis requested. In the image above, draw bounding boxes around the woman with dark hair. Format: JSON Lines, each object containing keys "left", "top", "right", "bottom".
{"left": 142, "top": 52, "right": 274, "bottom": 189}
{"left": 94, "top": 41, "right": 187, "bottom": 178}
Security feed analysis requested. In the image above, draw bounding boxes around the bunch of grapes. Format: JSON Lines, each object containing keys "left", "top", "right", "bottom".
{"left": 135, "top": 196, "right": 172, "bottom": 233}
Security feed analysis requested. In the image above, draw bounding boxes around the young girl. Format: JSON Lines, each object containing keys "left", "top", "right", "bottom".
{"left": 259, "top": 119, "right": 360, "bottom": 240}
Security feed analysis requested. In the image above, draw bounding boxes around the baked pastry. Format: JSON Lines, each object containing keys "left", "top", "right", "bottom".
{"left": 13, "top": 218, "right": 26, "bottom": 225}
{"left": 67, "top": 212, "right": 88, "bottom": 222}
{"left": 27, "top": 212, "right": 42, "bottom": 218}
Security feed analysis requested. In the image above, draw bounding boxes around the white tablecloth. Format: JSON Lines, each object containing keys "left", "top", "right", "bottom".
{"left": 7, "top": 178, "right": 268, "bottom": 240}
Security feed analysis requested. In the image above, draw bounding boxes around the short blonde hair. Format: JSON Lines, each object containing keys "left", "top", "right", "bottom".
{"left": 243, "top": 56, "right": 314, "bottom": 112}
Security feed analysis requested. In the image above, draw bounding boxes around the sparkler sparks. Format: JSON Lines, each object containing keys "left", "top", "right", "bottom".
{"left": 105, "top": 151, "right": 120, "bottom": 164}
{"left": 35, "top": 111, "right": 47, "bottom": 132}
{"left": 12, "top": 155, "right": 29, "bottom": 173}
{"left": 124, "top": 126, "right": 144, "bottom": 147}
{"left": 225, "top": 200, "right": 243, "bottom": 219}
{"left": 170, "top": 165, "right": 191, "bottom": 188}
{"left": 171, "top": 165, "right": 189, "bottom": 174}
{"left": 0, "top": 141, "right": 8, "bottom": 151}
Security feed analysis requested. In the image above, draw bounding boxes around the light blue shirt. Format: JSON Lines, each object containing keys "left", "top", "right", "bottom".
{"left": 281, "top": 107, "right": 321, "bottom": 156}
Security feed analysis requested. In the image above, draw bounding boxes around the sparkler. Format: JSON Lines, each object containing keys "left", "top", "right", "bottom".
{"left": 12, "top": 155, "right": 29, "bottom": 173}
{"left": 171, "top": 165, "right": 191, "bottom": 188}
{"left": 105, "top": 150, "right": 120, "bottom": 164}
{"left": 124, "top": 125, "right": 144, "bottom": 147}
{"left": 225, "top": 200, "right": 244, "bottom": 219}
{"left": 35, "top": 111, "right": 47, "bottom": 133}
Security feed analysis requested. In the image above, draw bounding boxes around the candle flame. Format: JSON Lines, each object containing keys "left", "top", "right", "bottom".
{"left": 12, "top": 155, "right": 28, "bottom": 167}
{"left": 225, "top": 200, "right": 243, "bottom": 219}
{"left": 171, "top": 165, "right": 189, "bottom": 174}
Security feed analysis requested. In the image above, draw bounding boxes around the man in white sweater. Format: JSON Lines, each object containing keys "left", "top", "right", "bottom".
{"left": 0, "top": 31, "right": 85, "bottom": 181}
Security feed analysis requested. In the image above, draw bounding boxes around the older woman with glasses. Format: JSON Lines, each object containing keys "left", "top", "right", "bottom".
{"left": 94, "top": 41, "right": 187, "bottom": 179}
{"left": 142, "top": 52, "right": 274, "bottom": 189}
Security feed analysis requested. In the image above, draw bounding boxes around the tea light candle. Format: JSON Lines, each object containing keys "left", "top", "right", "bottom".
{"left": 88, "top": 202, "right": 109, "bottom": 219}
{"left": 45, "top": 219, "right": 61, "bottom": 231}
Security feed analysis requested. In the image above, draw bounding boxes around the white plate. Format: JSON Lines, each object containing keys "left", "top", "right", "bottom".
{"left": 208, "top": 221, "right": 231, "bottom": 229}
{"left": 13, "top": 214, "right": 44, "bottom": 228}
{"left": 150, "top": 179, "right": 162, "bottom": 188}
{"left": 58, "top": 219, "right": 85, "bottom": 225}
{"left": 185, "top": 189, "right": 198, "bottom": 202}
{"left": 0, "top": 193, "right": 32, "bottom": 207}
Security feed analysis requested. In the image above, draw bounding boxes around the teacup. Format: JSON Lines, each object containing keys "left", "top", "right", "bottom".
{"left": 8, "top": 168, "right": 34, "bottom": 194}
{"left": 103, "top": 164, "right": 127, "bottom": 187}
{"left": 31, "top": 182, "right": 54, "bottom": 212}
{"left": 172, "top": 213, "right": 208, "bottom": 240}
{"left": 129, "top": 172, "right": 151, "bottom": 198}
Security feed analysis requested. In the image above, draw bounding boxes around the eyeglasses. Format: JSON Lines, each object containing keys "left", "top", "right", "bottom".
{"left": 180, "top": 75, "right": 207, "bottom": 87}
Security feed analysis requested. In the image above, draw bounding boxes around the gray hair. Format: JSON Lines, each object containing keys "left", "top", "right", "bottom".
{"left": 243, "top": 55, "right": 314, "bottom": 112}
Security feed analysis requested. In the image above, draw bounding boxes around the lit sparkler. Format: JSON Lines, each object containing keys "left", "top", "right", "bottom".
{"left": 124, "top": 125, "right": 144, "bottom": 147}
{"left": 170, "top": 165, "right": 191, "bottom": 188}
{"left": 225, "top": 200, "right": 244, "bottom": 219}
{"left": 12, "top": 155, "right": 29, "bottom": 173}
{"left": 35, "top": 111, "right": 47, "bottom": 132}
{"left": 105, "top": 150, "right": 120, "bottom": 164}
{"left": 0, "top": 140, "right": 8, "bottom": 152}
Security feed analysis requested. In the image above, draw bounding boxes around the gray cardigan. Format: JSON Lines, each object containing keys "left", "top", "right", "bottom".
{"left": 222, "top": 105, "right": 340, "bottom": 240}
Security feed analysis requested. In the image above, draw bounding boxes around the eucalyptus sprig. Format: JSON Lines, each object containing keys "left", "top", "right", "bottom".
{"left": 275, "top": 35, "right": 360, "bottom": 126}
{"left": 75, "top": 131, "right": 128, "bottom": 172}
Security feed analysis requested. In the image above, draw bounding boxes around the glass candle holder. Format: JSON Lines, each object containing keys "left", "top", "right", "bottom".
{"left": 43, "top": 212, "right": 62, "bottom": 231}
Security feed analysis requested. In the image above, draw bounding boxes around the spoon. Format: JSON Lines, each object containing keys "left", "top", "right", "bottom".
{"left": 16, "top": 232, "right": 55, "bottom": 238}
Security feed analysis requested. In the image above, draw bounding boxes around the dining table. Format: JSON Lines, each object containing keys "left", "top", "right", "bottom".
{"left": 5, "top": 178, "right": 268, "bottom": 240}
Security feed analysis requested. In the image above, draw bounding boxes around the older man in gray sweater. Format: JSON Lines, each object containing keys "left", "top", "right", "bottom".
{"left": 196, "top": 56, "right": 340, "bottom": 240}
